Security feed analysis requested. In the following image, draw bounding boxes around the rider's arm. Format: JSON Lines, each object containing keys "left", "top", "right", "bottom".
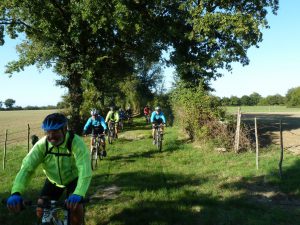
{"left": 105, "top": 112, "right": 111, "bottom": 123}
{"left": 115, "top": 112, "right": 119, "bottom": 122}
{"left": 100, "top": 117, "right": 107, "bottom": 130}
{"left": 11, "top": 139, "right": 46, "bottom": 194}
{"left": 71, "top": 136, "right": 92, "bottom": 197}
{"left": 150, "top": 112, "right": 155, "bottom": 123}
{"left": 83, "top": 118, "right": 92, "bottom": 133}
{"left": 161, "top": 113, "right": 167, "bottom": 124}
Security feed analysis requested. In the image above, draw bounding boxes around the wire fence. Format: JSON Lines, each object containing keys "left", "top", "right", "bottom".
{"left": 234, "top": 110, "right": 300, "bottom": 178}
{"left": 1, "top": 124, "right": 45, "bottom": 170}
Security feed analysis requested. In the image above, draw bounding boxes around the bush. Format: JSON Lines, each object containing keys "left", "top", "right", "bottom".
{"left": 171, "top": 82, "right": 252, "bottom": 150}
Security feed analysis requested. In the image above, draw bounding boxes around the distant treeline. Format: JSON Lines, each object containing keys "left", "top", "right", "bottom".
{"left": 217, "top": 87, "right": 300, "bottom": 107}
{"left": 0, "top": 105, "right": 58, "bottom": 111}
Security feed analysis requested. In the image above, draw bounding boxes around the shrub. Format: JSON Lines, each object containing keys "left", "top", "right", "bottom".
{"left": 171, "top": 82, "right": 252, "bottom": 150}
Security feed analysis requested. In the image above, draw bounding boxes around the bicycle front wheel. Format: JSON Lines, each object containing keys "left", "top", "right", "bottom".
{"left": 108, "top": 130, "right": 114, "bottom": 144}
{"left": 91, "top": 148, "right": 98, "bottom": 170}
{"left": 156, "top": 131, "right": 162, "bottom": 151}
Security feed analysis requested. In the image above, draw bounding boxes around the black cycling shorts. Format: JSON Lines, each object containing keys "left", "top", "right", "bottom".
{"left": 39, "top": 178, "right": 78, "bottom": 200}
{"left": 153, "top": 118, "right": 163, "bottom": 124}
{"left": 92, "top": 126, "right": 104, "bottom": 135}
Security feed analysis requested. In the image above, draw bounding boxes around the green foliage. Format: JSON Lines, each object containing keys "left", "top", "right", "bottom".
{"left": 258, "top": 94, "right": 285, "bottom": 106}
{"left": 0, "top": 0, "right": 279, "bottom": 133}
{"left": 286, "top": 86, "right": 300, "bottom": 107}
{"left": 171, "top": 82, "right": 226, "bottom": 142}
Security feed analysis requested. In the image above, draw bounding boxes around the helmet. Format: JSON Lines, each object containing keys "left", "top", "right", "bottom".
{"left": 42, "top": 113, "right": 68, "bottom": 131}
{"left": 155, "top": 106, "right": 161, "bottom": 111}
{"left": 90, "top": 109, "right": 99, "bottom": 116}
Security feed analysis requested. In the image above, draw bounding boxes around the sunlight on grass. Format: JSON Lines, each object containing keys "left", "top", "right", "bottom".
{"left": 1, "top": 115, "right": 300, "bottom": 224}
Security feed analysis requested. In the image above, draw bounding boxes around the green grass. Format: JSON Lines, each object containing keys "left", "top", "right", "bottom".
{"left": 1, "top": 116, "right": 300, "bottom": 224}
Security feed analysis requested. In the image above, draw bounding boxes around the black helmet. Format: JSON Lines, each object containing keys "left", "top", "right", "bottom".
{"left": 41, "top": 113, "right": 68, "bottom": 131}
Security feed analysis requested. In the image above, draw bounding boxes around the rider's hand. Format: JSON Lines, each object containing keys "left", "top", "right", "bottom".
{"left": 7, "top": 193, "right": 23, "bottom": 213}
{"left": 66, "top": 194, "right": 82, "bottom": 210}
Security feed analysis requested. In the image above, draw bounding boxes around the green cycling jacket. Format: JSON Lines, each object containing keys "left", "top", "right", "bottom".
{"left": 11, "top": 132, "right": 92, "bottom": 197}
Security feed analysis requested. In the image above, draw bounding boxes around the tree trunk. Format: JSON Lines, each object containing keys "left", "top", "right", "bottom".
{"left": 68, "top": 72, "right": 84, "bottom": 134}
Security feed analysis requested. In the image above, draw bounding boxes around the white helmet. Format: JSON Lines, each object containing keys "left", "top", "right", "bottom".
{"left": 90, "top": 108, "right": 99, "bottom": 116}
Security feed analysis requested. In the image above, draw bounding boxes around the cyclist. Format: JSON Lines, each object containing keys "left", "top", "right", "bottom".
{"left": 6, "top": 113, "right": 92, "bottom": 225}
{"left": 83, "top": 109, "right": 108, "bottom": 157}
{"left": 143, "top": 105, "right": 151, "bottom": 122}
{"left": 105, "top": 106, "right": 120, "bottom": 138}
{"left": 119, "top": 108, "right": 126, "bottom": 121}
{"left": 125, "top": 106, "right": 133, "bottom": 124}
{"left": 150, "top": 106, "right": 166, "bottom": 144}
{"left": 118, "top": 108, "right": 126, "bottom": 130}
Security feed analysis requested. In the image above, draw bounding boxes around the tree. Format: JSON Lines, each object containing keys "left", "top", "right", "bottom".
{"left": 4, "top": 98, "right": 16, "bottom": 109}
{"left": 229, "top": 96, "right": 241, "bottom": 106}
{"left": 0, "top": 0, "right": 279, "bottom": 132}
{"left": 258, "top": 94, "right": 285, "bottom": 106}
{"left": 286, "top": 87, "right": 300, "bottom": 107}
{"left": 0, "top": 101, "right": 2, "bottom": 109}
{"left": 249, "top": 92, "right": 262, "bottom": 105}
{"left": 240, "top": 95, "right": 251, "bottom": 106}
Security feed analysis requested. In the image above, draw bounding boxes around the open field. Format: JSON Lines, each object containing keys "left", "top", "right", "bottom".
{"left": 225, "top": 106, "right": 300, "bottom": 155}
{"left": 0, "top": 109, "right": 59, "bottom": 146}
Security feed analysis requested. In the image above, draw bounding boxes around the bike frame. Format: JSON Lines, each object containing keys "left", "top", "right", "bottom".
{"left": 91, "top": 134, "right": 105, "bottom": 170}
{"left": 108, "top": 121, "right": 116, "bottom": 144}
{"left": 40, "top": 200, "right": 69, "bottom": 225}
{"left": 154, "top": 124, "right": 163, "bottom": 151}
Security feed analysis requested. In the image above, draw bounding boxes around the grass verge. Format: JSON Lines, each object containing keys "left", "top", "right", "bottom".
{"left": 1, "top": 117, "right": 300, "bottom": 225}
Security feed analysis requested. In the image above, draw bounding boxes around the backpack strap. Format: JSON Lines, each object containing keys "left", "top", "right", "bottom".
{"left": 66, "top": 130, "right": 74, "bottom": 152}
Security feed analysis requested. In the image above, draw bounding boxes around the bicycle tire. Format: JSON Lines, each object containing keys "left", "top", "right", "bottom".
{"left": 109, "top": 129, "right": 114, "bottom": 144}
{"left": 155, "top": 128, "right": 162, "bottom": 151}
{"left": 91, "top": 147, "right": 98, "bottom": 170}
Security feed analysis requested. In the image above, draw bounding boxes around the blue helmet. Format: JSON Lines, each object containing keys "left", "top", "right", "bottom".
{"left": 42, "top": 113, "right": 68, "bottom": 131}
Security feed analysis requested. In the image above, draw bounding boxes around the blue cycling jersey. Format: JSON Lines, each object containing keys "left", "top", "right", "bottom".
{"left": 150, "top": 111, "right": 166, "bottom": 124}
{"left": 83, "top": 116, "right": 107, "bottom": 133}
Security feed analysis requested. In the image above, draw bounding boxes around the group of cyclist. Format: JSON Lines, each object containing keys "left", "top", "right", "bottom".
{"left": 5, "top": 105, "right": 166, "bottom": 225}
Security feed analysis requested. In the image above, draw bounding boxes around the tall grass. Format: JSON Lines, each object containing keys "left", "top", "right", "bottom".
{"left": 1, "top": 116, "right": 300, "bottom": 224}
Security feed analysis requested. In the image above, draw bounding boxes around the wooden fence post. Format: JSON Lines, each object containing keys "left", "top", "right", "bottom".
{"left": 279, "top": 120, "right": 284, "bottom": 179}
{"left": 255, "top": 117, "right": 259, "bottom": 170}
{"left": 3, "top": 129, "right": 8, "bottom": 170}
{"left": 234, "top": 107, "right": 241, "bottom": 153}
{"left": 27, "top": 124, "right": 30, "bottom": 153}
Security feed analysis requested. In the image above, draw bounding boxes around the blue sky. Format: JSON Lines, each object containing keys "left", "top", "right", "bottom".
{"left": 211, "top": 0, "right": 300, "bottom": 98}
{"left": 0, "top": 0, "right": 299, "bottom": 107}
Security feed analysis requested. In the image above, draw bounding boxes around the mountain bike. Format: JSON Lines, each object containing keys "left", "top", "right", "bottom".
{"left": 154, "top": 124, "right": 164, "bottom": 151}
{"left": 118, "top": 118, "right": 124, "bottom": 132}
{"left": 108, "top": 121, "right": 116, "bottom": 144}
{"left": 2, "top": 197, "right": 87, "bottom": 225}
{"left": 90, "top": 133, "right": 106, "bottom": 170}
